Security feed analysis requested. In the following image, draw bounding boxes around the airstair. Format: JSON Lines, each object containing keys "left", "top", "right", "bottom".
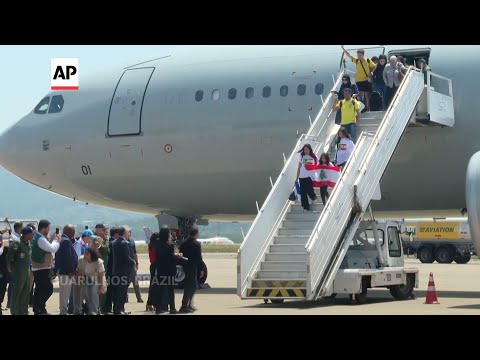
{"left": 238, "top": 66, "right": 442, "bottom": 301}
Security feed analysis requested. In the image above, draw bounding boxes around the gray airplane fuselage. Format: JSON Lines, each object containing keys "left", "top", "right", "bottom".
{"left": 0, "top": 45, "right": 477, "bottom": 219}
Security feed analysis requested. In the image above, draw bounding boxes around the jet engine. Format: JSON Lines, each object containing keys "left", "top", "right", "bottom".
{"left": 466, "top": 151, "right": 480, "bottom": 254}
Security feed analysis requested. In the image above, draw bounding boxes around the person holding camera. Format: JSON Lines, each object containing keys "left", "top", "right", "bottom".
{"left": 31, "top": 220, "right": 60, "bottom": 315}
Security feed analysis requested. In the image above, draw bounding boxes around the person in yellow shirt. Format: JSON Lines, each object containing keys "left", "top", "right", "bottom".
{"left": 332, "top": 88, "right": 361, "bottom": 143}
{"left": 341, "top": 46, "right": 376, "bottom": 112}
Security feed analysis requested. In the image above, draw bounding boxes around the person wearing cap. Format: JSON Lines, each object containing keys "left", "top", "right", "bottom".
{"left": 73, "top": 229, "right": 97, "bottom": 314}
{"left": 54, "top": 224, "right": 78, "bottom": 315}
{"left": 31, "top": 219, "right": 60, "bottom": 315}
{"left": 6, "top": 226, "right": 34, "bottom": 315}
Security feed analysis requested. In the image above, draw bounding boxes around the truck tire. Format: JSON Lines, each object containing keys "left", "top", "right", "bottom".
{"left": 435, "top": 246, "right": 454, "bottom": 264}
{"left": 390, "top": 274, "right": 415, "bottom": 300}
{"left": 352, "top": 277, "right": 368, "bottom": 304}
{"left": 454, "top": 254, "right": 471, "bottom": 264}
{"left": 417, "top": 246, "right": 434, "bottom": 263}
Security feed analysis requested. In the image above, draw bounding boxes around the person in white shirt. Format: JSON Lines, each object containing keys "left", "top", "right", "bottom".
{"left": 11, "top": 222, "right": 23, "bottom": 242}
{"left": 296, "top": 144, "right": 318, "bottom": 211}
{"left": 77, "top": 247, "right": 106, "bottom": 315}
{"left": 335, "top": 128, "right": 356, "bottom": 170}
{"left": 31, "top": 220, "right": 60, "bottom": 315}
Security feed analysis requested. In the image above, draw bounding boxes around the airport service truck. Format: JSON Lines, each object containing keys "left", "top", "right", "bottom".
{"left": 324, "top": 219, "right": 419, "bottom": 304}
{"left": 399, "top": 218, "right": 474, "bottom": 264}
{"left": 266, "top": 220, "right": 419, "bottom": 304}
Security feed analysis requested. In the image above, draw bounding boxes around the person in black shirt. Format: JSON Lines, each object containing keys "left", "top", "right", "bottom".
{"left": 155, "top": 226, "right": 183, "bottom": 314}
{"left": 179, "top": 229, "right": 204, "bottom": 313}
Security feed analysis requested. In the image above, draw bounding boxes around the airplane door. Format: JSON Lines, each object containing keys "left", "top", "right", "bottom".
{"left": 107, "top": 67, "right": 155, "bottom": 136}
{"left": 427, "top": 72, "right": 455, "bottom": 127}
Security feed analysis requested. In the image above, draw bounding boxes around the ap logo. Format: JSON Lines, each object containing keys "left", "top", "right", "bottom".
{"left": 51, "top": 58, "right": 79, "bottom": 90}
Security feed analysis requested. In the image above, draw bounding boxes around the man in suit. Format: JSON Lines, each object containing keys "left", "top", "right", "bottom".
{"left": 179, "top": 229, "right": 204, "bottom": 313}
{"left": 101, "top": 227, "right": 119, "bottom": 314}
{"left": 112, "top": 226, "right": 136, "bottom": 315}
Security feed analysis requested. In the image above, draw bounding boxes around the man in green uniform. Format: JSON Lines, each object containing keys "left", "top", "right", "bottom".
{"left": 7, "top": 226, "right": 34, "bottom": 315}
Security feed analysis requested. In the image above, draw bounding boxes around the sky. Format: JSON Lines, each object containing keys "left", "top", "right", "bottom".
{"left": 0, "top": 46, "right": 181, "bottom": 224}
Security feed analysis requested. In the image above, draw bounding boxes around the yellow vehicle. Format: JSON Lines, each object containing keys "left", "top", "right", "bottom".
{"left": 400, "top": 217, "right": 473, "bottom": 264}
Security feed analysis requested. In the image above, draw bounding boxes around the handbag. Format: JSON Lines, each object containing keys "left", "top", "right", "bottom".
{"left": 358, "top": 58, "right": 373, "bottom": 83}
{"left": 289, "top": 190, "right": 297, "bottom": 202}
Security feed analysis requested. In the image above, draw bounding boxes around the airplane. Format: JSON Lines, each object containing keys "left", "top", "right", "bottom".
{"left": 0, "top": 45, "right": 479, "bottom": 249}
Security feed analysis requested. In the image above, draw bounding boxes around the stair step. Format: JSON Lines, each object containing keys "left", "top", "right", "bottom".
{"left": 282, "top": 220, "right": 318, "bottom": 229}
{"left": 286, "top": 211, "right": 322, "bottom": 220}
{"left": 256, "top": 270, "right": 307, "bottom": 279}
{"left": 246, "top": 287, "right": 307, "bottom": 298}
{"left": 278, "top": 228, "right": 313, "bottom": 236}
{"left": 265, "top": 252, "right": 307, "bottom": 261}
{"left": 290, "top": 203, "right": 324, "bottom": 213}
{"left": 261, "top": 261, "right": 306, "bottom": 270}
{"left": 251, "top": 279, "right": 307, "bottom": 288}
{"left": 269, "top": 244, "right": 306, "bottom": 253}
{"left": 273, "top": 235, "right": 309, "bottom": 245}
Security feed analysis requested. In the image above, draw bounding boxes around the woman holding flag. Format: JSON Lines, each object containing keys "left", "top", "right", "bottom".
{"left": 318, "top": 154, "right": 334, "bottom": 206}
{"left": 296, "top": 144, "right": 318, "bottom": 212}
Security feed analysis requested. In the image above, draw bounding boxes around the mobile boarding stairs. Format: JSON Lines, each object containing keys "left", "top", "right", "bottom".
{"left": 237, "top": 66, "right": 455, "bottom": 302}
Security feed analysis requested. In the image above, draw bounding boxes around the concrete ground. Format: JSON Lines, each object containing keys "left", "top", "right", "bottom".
{"left": 2, "top": 253, "right": 480, "bottom": 315}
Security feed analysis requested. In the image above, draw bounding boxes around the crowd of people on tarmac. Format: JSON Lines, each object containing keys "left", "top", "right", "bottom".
{"left": 294, "top": 46, "right": 432, "bottom": 212}
{"left": 0, "top": 220, "right": 203, "bottom": 315}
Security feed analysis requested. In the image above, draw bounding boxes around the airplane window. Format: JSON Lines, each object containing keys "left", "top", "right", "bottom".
{"left": 280, "top": 85, "right": 288, "bottom": 97}
{"left": 245, "top": 87, "right": 254, "bottom": 99}
{"left": 315, "top": 83, "right": 324, "bottom": 95}
{"left": 297, "top": 84, "right": 307, "bottom": 96}
{"left": 212, "top": 89, "right": 220, "bottom": 101}
{"left": 33, "top": 96, "right": 50, "bottom": 115}
{"left": 48, "top": 95, "right": 64, "bottom": 114}
{"left": 195, "top": 90, "right": 204, "bottom": 102}
{"left": 228, "top": 88, "right": 237, "bottom": 100}
{"left": 262, "top": 86, "right": 271, "bottom": 98}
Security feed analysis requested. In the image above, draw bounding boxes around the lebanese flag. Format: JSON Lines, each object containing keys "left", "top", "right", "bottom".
{"left": 305, "top": 164, "right": 341, "bottom": 188}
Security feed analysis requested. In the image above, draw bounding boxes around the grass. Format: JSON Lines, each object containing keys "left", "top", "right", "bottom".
{"left": 136, "top": 244, "right": 240, "bottom": 254}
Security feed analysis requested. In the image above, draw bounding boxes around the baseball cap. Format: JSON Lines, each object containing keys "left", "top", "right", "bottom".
{"left": 82, "top": 229, "right": 97, "bottom": 238}
{"left": 22, "top": 226, "right": 34, "bottom": 235}
{"left": 95, "top": 223, "right": 107, "bottom": 229}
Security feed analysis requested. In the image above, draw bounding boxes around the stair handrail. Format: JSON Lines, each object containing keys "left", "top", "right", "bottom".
{"left": 305, "top": 67, "right": 425, "bottom": 298}
{"left": 238, "top": 70, "right": 347, "bottom": 296}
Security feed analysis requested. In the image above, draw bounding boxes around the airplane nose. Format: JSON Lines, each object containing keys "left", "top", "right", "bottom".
{"left": 0, "top": 126, "right": 16, "bottom": 172}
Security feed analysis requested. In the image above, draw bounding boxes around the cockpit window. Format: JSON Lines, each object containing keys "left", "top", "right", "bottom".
{"left": 34, "top": 97, "right": 50, "bottom": 114}
{"left": 48, "top": 95, "right": 64, "bottom": 113}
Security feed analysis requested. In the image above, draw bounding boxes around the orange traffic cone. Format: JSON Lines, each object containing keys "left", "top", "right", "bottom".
{"left": 425, "top": 272, "right": 440, "bottom": 304}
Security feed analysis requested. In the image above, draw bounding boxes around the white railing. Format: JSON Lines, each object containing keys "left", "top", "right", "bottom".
{"left": 305, "top": 134, "right": 374, "bottom": 298}
{"left": 237, "top": 70, "right": 347, "bottom": 297}
{"left": 306, "top": 67, "right": 425, "bottom": 299}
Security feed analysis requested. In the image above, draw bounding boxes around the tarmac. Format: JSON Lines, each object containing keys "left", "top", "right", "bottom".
{"left": 2, "top": 253, "right": 480, "bottom": 315}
